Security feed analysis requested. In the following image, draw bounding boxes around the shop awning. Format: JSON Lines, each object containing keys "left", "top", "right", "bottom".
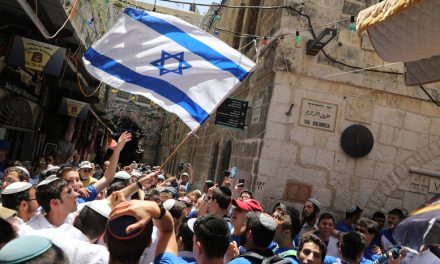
{"left": 357, "top": 0, "right": 440, "bottom": 85}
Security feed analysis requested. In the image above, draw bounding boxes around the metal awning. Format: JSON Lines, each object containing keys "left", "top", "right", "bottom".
{"left": 357, "top": 0, "right": 440, "bottom": 85}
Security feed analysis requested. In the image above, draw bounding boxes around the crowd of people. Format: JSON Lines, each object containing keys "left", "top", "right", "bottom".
{"left": 0, "top": 133, "right": 439, "bottom": 264}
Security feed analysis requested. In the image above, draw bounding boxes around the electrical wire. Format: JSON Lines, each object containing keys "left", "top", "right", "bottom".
{"left": 36, "top": 0, "right": 79, "bottom": 39}
{"left": 420, "top": 85, "right": 440, "bottom": 107}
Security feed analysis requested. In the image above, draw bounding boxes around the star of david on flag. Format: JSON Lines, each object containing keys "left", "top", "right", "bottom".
{"left": 151, "top": 50, "right": 192, "bottom": 76}
{"left": 82, "top": 7, "right": 256, "bottom": 131}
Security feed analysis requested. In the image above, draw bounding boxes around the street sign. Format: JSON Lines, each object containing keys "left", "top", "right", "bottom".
{"left": 215, "top": 98, "right": 248, "bottom": 130}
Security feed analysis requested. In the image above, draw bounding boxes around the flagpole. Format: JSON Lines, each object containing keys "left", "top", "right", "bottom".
{"left": 159, "top": 131, "right": 195, "bottom": 170}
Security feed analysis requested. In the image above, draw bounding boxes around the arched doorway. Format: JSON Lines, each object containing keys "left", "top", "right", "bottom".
{"left": 217, "top": 140, "right": 232, "bottom": 184}
{"left": 0, "top": 96, "right": 34, "bottom": 160}
{"left": 111, "top": 116, "right": 141, "bottom": 166}
{"left": 208, "top": 143, "right": 219, "bottom": 181}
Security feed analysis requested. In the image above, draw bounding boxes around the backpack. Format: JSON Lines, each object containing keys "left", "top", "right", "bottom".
{"left": 239, "top": 251, "right": 292, "bottom": 264}
{"left": 277, "top": 249, "right": 297, "bottom": 259}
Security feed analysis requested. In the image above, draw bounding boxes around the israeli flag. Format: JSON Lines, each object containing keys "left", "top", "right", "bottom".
{"left": 83, "top": 8, "right": 256, "bottom": 131}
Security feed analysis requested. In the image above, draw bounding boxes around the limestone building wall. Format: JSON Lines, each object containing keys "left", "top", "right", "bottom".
{"left": 157, "top": 0, "right": 440, "bottom": 217}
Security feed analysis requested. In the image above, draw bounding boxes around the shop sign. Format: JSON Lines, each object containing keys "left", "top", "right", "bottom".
{"left": 59, "top": 97, "right": 90, "bottom": 119}
{"left": 215, "top": 98, "right": 248, "bottom": 130}
{"left": 8, "top": 36, "right": 66, "bottom": 76}
{"left": 299, "top": 98, "right": 338, "bottom": 132}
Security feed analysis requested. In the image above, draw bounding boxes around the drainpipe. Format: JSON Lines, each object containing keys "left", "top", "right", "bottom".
{"left": 16, "top": 0, "right": 90, "bottom": 88}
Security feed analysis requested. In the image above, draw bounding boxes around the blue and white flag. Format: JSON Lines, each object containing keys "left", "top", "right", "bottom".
{"left": 83, "top": 7, "right": 255, "bottom": 131}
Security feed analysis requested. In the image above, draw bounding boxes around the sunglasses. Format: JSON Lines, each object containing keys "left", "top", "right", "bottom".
{"left": 82, "top": 169, "right": 92, "bottom": 172}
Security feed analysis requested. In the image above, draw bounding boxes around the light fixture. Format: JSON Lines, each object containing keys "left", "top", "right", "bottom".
{"left": 348, "top": 16, "right": 356, "bottom": 32}
{"left": 295, "top": 31, "right": 301, "bottom": 47}
{"left": 306, "top": 28, "right": 337, "bottom": 56}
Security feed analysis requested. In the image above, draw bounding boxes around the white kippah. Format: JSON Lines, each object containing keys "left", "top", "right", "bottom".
{"left": 14, "top": 166, "right": 30, "bottom": 177}
{"left": 163, "top": 199, "right": 176, "bottom": 211}
{"left": 115, "top": 171, "right": 131, "bottom": 180}
{"left": 37, "top": 175, "right": 58, "bottom": 186}
{"left": 2, "top": 182, "right": 32, "bottom": 195}
{"left": 86, "top": 199, "right": 111, "bottom": 218}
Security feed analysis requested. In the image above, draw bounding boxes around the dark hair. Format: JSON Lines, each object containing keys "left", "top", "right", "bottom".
{"left": 357, "top": 218, "right": 380, "bottom": 236}
{"left": 240, "top": 189, "right": 253, "bottom": 198}
{"left": 193, "top": 214, "right": 230, "bottom": 259}
{"left": 177, "top": 222, "right": 193, "bottom": 252}
{"left": 372, "top": 211, "right": 385, "bottom": 220}
{"left": 106, "top": 181, "right": 130, "bottom": 196}
{"left": 204, "top": 180, "right": 214, "bottom": 189}
{"left": 298, "top": 234, "right": 326, "bottom": 264}
{"left": 246, "top": 212, "right": 276, "bottom": 248}
{"left": 74, "top": 206, "right": 107, "bottom": 242}
{"left": 106, "top": 217, "right": 153, "bottom": 264}
{"left": 341, "top": 231, "right": 366, "bottom": 261}
{"left": 36, "top": 179, "right": 68, "bottom": 213}
{"left": 318, "top": 212, "right": 335, "bottom": 225}
{"left": 169, "top": 200, "right": 186, "bottom": 220}
{"left": 1, "top": 187, "right": 32, "bottom": 211}
{"left": 273, "top": 203, "right": 301, "bottom": 239}
{"left": 388, "top": 208, "right": 405, "bottom": 219}
{"left": 212, "top": 186, "right": 231, "bottom": 209}
{"left": 56, "top": 166, "right": 77, "bottom": 179}
{"left": 24, "top": 243, "right": 68, "bottom": 264}
{"left": 0, "top": 218, "right": 16, "bottom": 246}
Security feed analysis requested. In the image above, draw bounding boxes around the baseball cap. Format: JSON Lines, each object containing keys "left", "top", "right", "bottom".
{"left": 346, "top": 205, "right": 363, "bottom": 214}
{"left": 1, "top": 182, "right": 32, "bottom": 195}
{"left": 188, "top": 214, "right": 229, "bottom": 235}
{"left": 232, "top": 198, "right": 263, "bottom": 212}
{"left": 0, "top": 236, "right": 52, "bottom": 263}
{"left": 115, "top": 171, "right": 131, "bottom": 180}
{"left": 181, "top": 172, "right": 189, "bottom": 177}
{"left": 79, "top": 161, "right": 93, "bottom": 170}
{"left": 0, "top": 140, "right": 10, "bottom": 151}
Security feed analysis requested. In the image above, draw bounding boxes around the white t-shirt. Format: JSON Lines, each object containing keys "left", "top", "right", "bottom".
{"left": 27, "top": 225, "right": 109, "bottom": 264}
{"left": 326, "top": 235, "right": 340, "bottom": 258}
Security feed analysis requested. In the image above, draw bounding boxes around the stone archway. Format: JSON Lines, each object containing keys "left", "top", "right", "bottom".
{"left": 364, "top": 140, "right": 440, "bottom": 213}
{"left": 0, "top": 96, "right": 34, "bottom": 160}
{"left": 0, "top": 96, "right": 33, "bottom": 131}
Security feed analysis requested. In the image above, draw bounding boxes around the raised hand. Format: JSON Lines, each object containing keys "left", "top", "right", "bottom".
{"left": 115, "top": 131, "right": 132, "bottom": 151}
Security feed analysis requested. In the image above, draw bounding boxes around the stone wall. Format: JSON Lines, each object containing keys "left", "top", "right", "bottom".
{"left": 253, "top": 0, "right": 440, "bottom": 216}
{"left": 157, "top": 0, "right": 440, "bottom": 219}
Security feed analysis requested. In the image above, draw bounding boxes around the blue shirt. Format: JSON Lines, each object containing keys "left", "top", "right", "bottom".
{"left": 228, "top": 256, "right": 255, "bottom": 264}
{"left": 154, "top": 252, "right": 181, "bottom": 264}
{"left": 363, "top": 245, "right": 381, "bottom": 262}
{"left": 76, "top": 185, "right": 98, "bottom": 203}
{"left": 336, "top": 220, "right": 352, "bottom": 232}
{"left": 325, "top": 256, "right": 373, "bottom": 264}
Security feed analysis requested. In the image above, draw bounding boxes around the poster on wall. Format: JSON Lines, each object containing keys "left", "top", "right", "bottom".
{"left": 7, "top": 36, "right": 66, "bottom": 76}
{"left": 298, "top": 98, "right": 338, "bottom": 132}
